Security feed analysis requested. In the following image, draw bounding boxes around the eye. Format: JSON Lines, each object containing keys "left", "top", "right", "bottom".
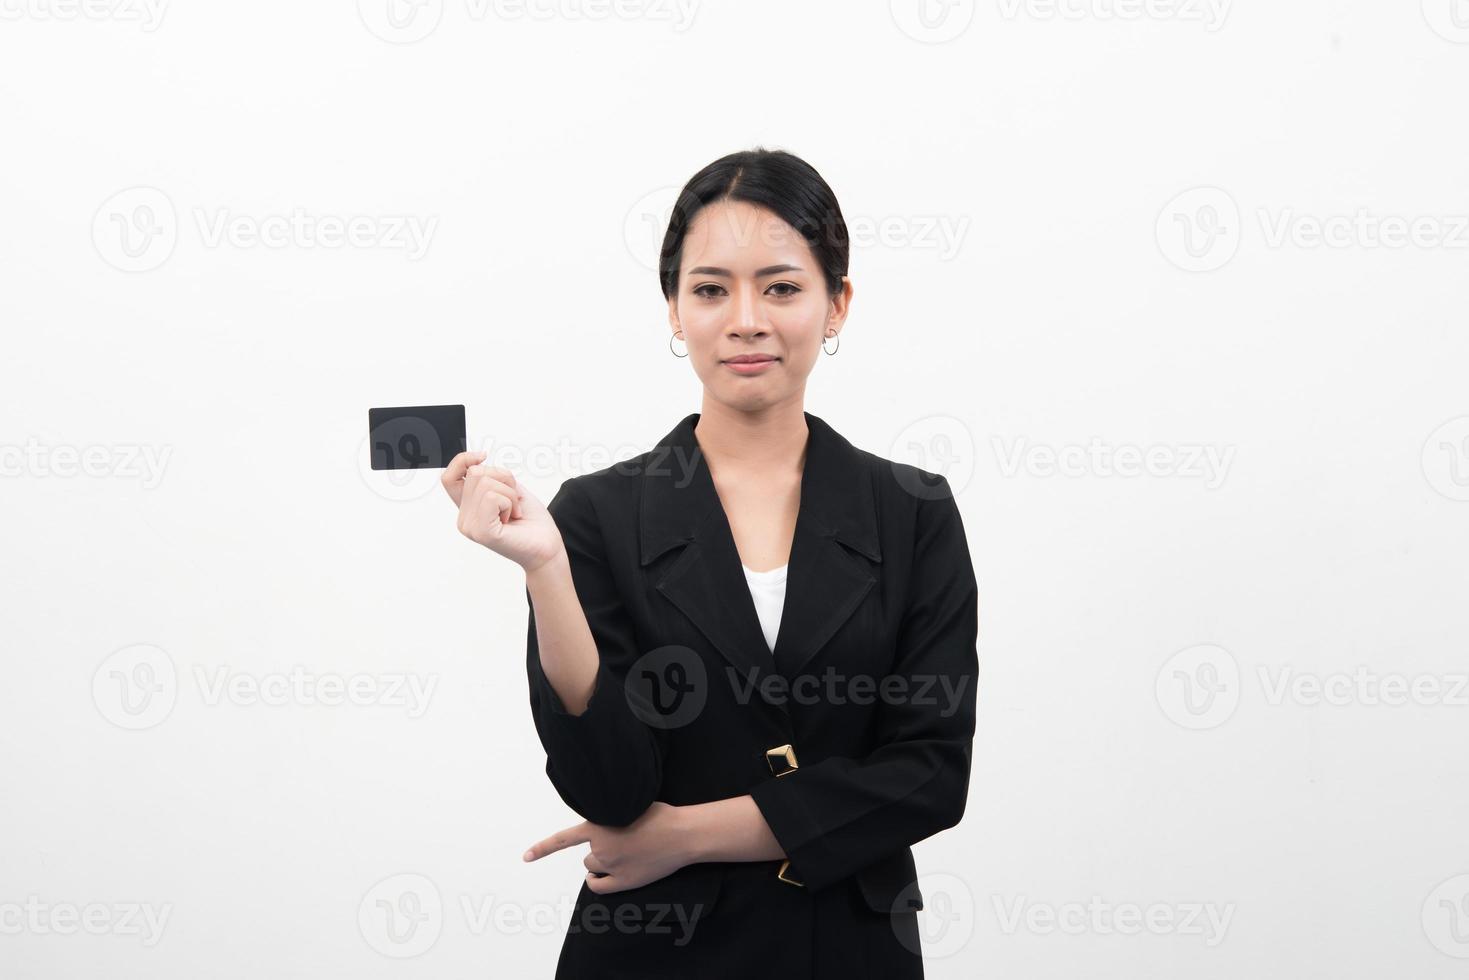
{"left": 693, "top": 283, "right": 726, "bottom": 299}
{"left": 767, "top": 282, "right": 800, "bottom": 297}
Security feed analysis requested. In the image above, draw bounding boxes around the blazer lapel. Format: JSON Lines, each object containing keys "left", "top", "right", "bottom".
{"left": 640, "top": 412, "right": 883, "bottom": 712}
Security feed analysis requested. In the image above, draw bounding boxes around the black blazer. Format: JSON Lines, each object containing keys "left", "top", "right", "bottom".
{"left": 525, "top": 411, "right": 979, "bottom": 980}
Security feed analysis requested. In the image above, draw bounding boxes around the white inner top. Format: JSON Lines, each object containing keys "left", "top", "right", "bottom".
{"left": 741, "top": 563, "right": 789, "bottom": 654}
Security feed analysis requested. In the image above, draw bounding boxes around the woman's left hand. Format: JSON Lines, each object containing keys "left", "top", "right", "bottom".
{"left": 521, "top": 802, "right": 697, "bottom": 894}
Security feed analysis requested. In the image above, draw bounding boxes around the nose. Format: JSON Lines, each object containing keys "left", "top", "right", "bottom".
{"left": 730, "top": 283, "right": 763, "bottom": 335}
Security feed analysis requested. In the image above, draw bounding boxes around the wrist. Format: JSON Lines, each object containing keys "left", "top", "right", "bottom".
{"left": 673, "top": 802, "right": 711, "bottom": 865}
{"left": 522, "top": 545, "right": 569, "bottom": 582}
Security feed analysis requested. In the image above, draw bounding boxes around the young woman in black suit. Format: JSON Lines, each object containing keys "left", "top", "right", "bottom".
{"left": 441, "top": 148, "right": 979, "bottom": 979}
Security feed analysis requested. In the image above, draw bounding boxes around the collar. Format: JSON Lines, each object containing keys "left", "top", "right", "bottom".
{"left": 638, "top": 411, "right": 881, "bottom": 568}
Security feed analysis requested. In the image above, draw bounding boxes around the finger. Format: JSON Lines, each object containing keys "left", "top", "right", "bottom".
{"left": 479, "top": 489, "right": 513, "bottom": 529}
{"left": 477, "top": 469, "right": 523, "bottom": 522}
{"left": 522, "top": 824, "right": 592, "bottom": 862}
{"left": 464, "top": 466, "right": 518, "bottom": 506}
{"left": 471, "top": 475, "right": 517, "bottom": 504}
{"left": 461, "top": 464, "right": 489, "bottom": 508}
{"left": 583, "top": 854, "right": 611, "bottom": 875}
{"left": 478, "top": 465, "right": 517, "bottom": 486}
{"left": 443, "top": 451, "right": 486, "bottom": 486}
{"left": 441, "top": 451, "right": 486, "bottom": 504}
{"left": 585, "top": 872, "right": 626, "bottom": 895}
{"left": 482, "top": 482, "right": 522, "bottom": 524}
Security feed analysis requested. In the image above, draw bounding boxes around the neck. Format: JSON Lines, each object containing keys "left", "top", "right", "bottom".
{"left": 693, "top": 398, "right": 809, "bottom": 481}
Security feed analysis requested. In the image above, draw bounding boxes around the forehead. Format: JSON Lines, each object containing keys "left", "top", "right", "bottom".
{"left": 680, "top": 200, "right": 812, "bottom": 269}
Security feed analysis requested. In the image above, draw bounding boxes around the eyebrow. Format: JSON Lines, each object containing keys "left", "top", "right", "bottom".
{"left": 687, "top": 264, "right": 804, "bottom": 278}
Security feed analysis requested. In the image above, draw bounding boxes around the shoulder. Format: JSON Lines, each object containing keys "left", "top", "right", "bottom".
{"left": 846, "top": 445, "right": 973, "bottom": 593}
{"left": 547, "top": 449, "right": 648, "bottom": 519}
{"left": 836, "top": 438, "right": 970, "bottom": 595}
{"left": 847, "top": 438, "right": 960, "bottom": 523}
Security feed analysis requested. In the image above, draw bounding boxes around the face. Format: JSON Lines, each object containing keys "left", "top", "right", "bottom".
{"left": 668, "top": 199, "right": 851, "bottom": 412}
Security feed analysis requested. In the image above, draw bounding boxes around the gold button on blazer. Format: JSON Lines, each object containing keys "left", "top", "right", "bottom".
{"left": 524, "top": 411, "right": 979, "bottom": 980}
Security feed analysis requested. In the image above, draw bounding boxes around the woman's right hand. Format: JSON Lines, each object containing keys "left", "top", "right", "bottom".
{"left": 441, "top": 451, "right": 566, "bottom": 572}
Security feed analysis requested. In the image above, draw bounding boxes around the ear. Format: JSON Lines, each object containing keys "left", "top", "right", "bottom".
{"left": 667, "top": 295, "right": 681, "bottom": 334}
{"left": 826, "top": 275, "right": 853, "bottom": 330}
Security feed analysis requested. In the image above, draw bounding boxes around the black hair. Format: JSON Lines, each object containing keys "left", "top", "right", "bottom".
{"left": 658, "top": 147, "right": 850, "bottom": 301}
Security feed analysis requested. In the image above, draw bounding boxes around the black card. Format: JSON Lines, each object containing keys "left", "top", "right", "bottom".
{"left": 367, "top": 405, "right": 467, "bottom": 470}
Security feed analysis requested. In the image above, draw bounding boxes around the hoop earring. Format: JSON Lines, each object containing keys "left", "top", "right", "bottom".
{"left": 822, "top": 332, "right": 840, "bottom": 356}
{"left": 669, "top": 330, "right": 688, "bottom": 358}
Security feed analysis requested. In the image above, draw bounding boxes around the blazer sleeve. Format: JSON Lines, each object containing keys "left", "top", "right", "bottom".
{"left": 525, "top": 478, "right": 667, "bottom": 827}
{"left": 748, "top": 476, "right": 979, "bottom": 892}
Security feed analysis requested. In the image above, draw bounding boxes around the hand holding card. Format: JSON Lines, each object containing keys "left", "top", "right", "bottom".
{"left": 440, "top": 453, "right": 565, "bottom": 572}
{"left": 365, "top": 404, "right": 564, "bottom": 570}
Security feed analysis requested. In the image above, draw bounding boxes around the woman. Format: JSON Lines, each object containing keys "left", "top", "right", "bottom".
{"left": 440, "top": 148, "right": 979, "bottom": 979}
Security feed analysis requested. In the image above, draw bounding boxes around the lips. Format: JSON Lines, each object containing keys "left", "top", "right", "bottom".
{"left": 724, "top": 354, "right": 778, "bottom": 364}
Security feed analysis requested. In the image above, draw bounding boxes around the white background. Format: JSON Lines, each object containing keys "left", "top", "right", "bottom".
{"left": 3, "top": 0, "right": 1469, "bottom": 977}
